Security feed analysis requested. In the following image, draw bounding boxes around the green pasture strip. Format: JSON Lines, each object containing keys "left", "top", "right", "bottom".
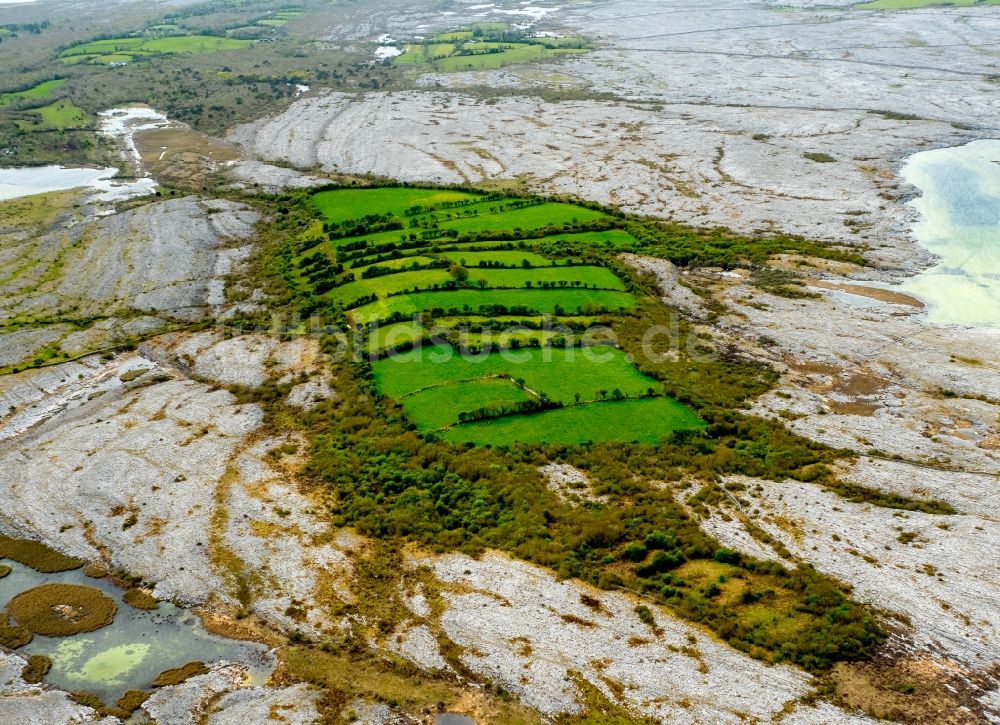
{"left": 441, "top": 397, "right": 704, "bottom": 445}
{"left": 350, "top": 288, "right": 637, "bottom": 325}
{"left": 311, "top": 187, "right": 483, "bottom": 224}
{"left": 329, "top": 265, "right": 625, "bottom": 304}
{"left": 436, "top": 250, "right": 555, "bottom": 267}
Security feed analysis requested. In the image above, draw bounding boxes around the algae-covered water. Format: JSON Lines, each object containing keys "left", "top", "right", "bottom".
{"left": 0, "top": 561, "right": 272, "bottom": 702}
{"left": 901, "top": 140, "right": 1000, "bottom": 328}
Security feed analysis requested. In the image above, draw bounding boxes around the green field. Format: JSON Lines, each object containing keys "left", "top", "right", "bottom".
{"left": 370, "top": 316, "right": 602, "bottom": 353}
{"left": 311, "top": 187, "right": 480, "bottom": 223}
{"left": 16, "top": 99, "right": 89, "bottom": 130}
{"left": 0, "top": 79, "right": 66, "bottom": 107}
{"left": 375, "top": 345, "right": 658, "bottom": 403}
{"left": 391, "top": 23, "right": 590, "bottom": 73}
{"left": 398, "top": 378, "right": 533, "bottom": 430}
{"left": 351, "top": 288, "right": 636, "bottom": 325}
{"left": 328, "top": 265, "right": 624, "bottom": 305}
{"left": 296, "top": 185, "right": 696, "bottom": 445}
{"left": 59, "top": 34, "right": 254, "bottom": 65}
{"left": 441, "top": 397, "right": 703, "bottom": 445}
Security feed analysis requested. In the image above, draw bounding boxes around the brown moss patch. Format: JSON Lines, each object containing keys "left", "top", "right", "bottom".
{"left": 83, "top": 563, "right": 108, "bottom": 578}
{"left": 152, "top": 660, "right": 209, "bottom": 687}
{"left": 123, "top": 589, "right": 159, "bottom": 611}
{"left": 7, "top": 583, "right": 117, "bottom": 636}
{"left": 0, "top": 536, "right": 83, "bottom": 573}
{"left": 116, "top": 689, "right": 150, "bottom": 714}
{"left": 21, "top": 654, "right": 52, "bottom": 683}
{"left": 0, "top": 613, "right": 32, "bottom": 648}
{"left": 0, "top": 564, "right": 10, "bottom": 578}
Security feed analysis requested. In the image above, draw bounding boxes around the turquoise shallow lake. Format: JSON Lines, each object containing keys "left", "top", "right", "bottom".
{"left": 901, "top": 140, "right": 1000, "bottom": 328}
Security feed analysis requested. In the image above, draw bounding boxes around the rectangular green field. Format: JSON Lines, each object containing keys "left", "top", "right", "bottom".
{"left": 312, "top": 187, "right": 482, "bottom": 224}
{"left": 438, "top": 202, "right": 610, "bottom": 235}
{"left": 16, "top": 100, "right": 89, "bottom": 130}
{"left": 399, "top": 378, "right": 533, "bottom": 430}
{"left": 434, "top": 45, "right": 546, "bottom": 72}
{"left": 330, "top": 265, "right": 625, "bottom": 304}
{"left": 351, "top": 288, "right": 636, "bottom": 325}
{"left": 440, "top": 397, "right": 703, "bottom": 446}
{"left": 368, "top": 320, "right": 566, "bottom": 354}
{"left": 350, "top": 256, "right": 439, "bottom": 273}
{"left": 0, "top": 79, "right": 66, "bottom": 106}
{"left": 532, "top": 229, "right": 642, "bottom": 249}
{"left": 373, "top": 345, "right": 656, "bottom": 404}
{"left": 436, "top": 250, "right": 554, "bottom": 267}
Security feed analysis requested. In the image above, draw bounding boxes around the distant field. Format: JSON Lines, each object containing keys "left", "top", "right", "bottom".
{"left": 297, "top": 185, "right": 695, "bottom": 445}
{"left": 59, "top": 34, "right": 254, "bottom": 65}
{"left": 391, "top": 23, "right": 591, "bottom": 73}
{"left": 16, "top": 99, "right": 89, "bottom": 130}
{"left": 0, "top": 79, "right": 66, "bottom": 107}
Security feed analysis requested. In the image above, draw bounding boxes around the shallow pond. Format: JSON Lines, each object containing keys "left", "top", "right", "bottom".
{"left": 0, "top": 165, "right": 116, "bottom": 201}
{"left": 0, "top": 561, "right": 273, "bottom": 703}
{"left": 900, "top": 139, "right": 1000, "bottom": 328}
{"left": 0, "top": 164, "right": 156, "bottom": 203}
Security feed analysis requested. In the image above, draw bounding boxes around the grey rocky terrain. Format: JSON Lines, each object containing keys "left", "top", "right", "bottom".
{"left": 2, "top": 0, "right": 1000, "bottom": 721}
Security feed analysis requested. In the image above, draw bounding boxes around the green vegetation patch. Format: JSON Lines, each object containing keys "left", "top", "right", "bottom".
{"left": 443, "top": 396, "right": 704, "bottom": 445}
{"left": 59, "top": 34, "right": 253, "bottom": 66}
{"left": 352, "top": 288, "right": 636, "bottom": 326}
{"left": 16, "top": 99, "right": 89, "bottom": 130}
{"left": 151, "top": 660, "right": 209, "bottom": 686}
{"left": 376, "top": 345, "right": 657, "bottom": 403}
{"left": 0, "top": 535, "right": 84, "bottom": 572}
{"left": 0, "top": 78, "right": 66, "bottom": 106}
{"left": 391, "top": 23, "right": 591, "bottom": 72}
{"left": 7, "top": 583, "right": 117, "bottom": 636}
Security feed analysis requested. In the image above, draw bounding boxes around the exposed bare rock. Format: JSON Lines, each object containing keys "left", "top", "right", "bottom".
{"left": 225, "top": 160, "right": 327, "bottom": 193}
{"left": 0, "top": 194, "right": 259, "bottom": 371}
{"left": 744, "top": 480, "right": 999, "bottom": 668}
{"left": 56, "top": 197, "right": 257, "bottom": 322}
{"left": 537, "top": 462, "right": 604, "bottom": 505}
{"left": 0, "top": 334, "right": 349, "bottom": 622}
{"left": 621, "top": 254, "right": 707, "bottom": 319}
{"left": 207, "top": 683, "right": 321, "bottom": 725}
{"left": 385, "top": 623, "right": 450, "bottom": 672}
{"left": 413, "top": 551, "right": 875, "bottom": 722}
{"left": 141, "top": 663, "right": 247, "bottom": 725}
{"left": 0, "top": 652, "right": 113, "bottom": 724}
{"left": 228, "top": 89, "right": 961, "bottom": 271}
